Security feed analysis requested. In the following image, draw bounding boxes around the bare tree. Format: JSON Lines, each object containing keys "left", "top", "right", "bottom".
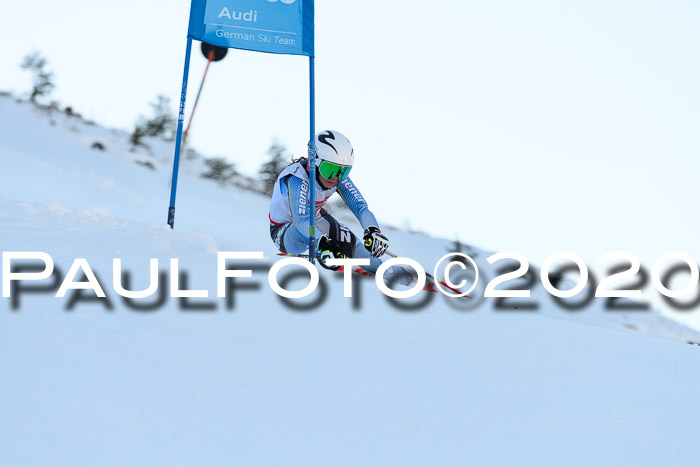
{"left": 21, "top": 52, "right": 55, "bottom": 102}
{"left": 202, "top": 157, "right": 237, "bottom": 183}
{"left": 130, "top": 95, "right": 176, "bottom": 146}
{"left": 258, "top": 141, "right": 289, "bottom": 195}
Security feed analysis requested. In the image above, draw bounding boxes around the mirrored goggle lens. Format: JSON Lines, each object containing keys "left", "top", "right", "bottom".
{"left": 319, "top": 161, "right": 351, "bottom": 181}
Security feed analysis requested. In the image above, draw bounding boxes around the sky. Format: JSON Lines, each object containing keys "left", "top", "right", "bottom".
{"left": 1, "top": 1, "right": 699, "bottom": 321}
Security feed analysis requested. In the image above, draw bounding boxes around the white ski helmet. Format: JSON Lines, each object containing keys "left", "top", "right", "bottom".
{"left": 315, "top": 130, "right": 354, "bottom": 167}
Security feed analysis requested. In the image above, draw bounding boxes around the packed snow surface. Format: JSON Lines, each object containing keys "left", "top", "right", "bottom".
{"left": 1, "top": 96, "right": 700, "bottom": 466}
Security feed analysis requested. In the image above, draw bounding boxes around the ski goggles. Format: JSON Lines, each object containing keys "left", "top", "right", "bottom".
{"left": 318, "top": 160, "right": 352, "bottom": 181}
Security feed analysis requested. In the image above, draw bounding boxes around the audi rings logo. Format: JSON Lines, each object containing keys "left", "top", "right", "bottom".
{"left": 267, "top": 0, "right": 297, "bottom": 4}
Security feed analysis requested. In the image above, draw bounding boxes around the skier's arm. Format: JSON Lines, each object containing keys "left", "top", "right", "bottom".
{"left": 337, "top": 178, "right": 389, "bottom": 257}
{"left": 284, "top": 175, "right": 312, "bottom": 240}
{"left": 336, "top": 178, "right": 380, "bottom": 230}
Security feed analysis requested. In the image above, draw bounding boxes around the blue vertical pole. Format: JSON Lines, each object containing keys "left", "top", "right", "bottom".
{"left": 307, "top": 56, "right": 316, "bottom": 263}
{"left": 167, "top": 37, "right": 194, "bottom": 229}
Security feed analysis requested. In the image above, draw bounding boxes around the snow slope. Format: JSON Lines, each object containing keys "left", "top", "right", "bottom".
{"left": 2, "top": 96, "right": 700, "bottom": 467}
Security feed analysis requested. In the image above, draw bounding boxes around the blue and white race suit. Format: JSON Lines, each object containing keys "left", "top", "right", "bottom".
{"left": 268, "top": 160, "right": 383, "bottom": 272}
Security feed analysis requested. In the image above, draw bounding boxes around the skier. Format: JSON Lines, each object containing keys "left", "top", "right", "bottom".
{"left": 268, "top": 130, "right": 392, "bottom": 273}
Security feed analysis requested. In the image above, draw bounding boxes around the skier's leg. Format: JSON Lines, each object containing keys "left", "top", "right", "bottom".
{"left": 271, "top": 211, "right": 408, "bottom": 280}
{"left": 270, "top": 222, "right": 308, "bottom": 255}
{"left": 317, "top": 211, "right": 414, "bottom": 284}
{"left": 317, "top": 210, "right": 383, "bottom": 273}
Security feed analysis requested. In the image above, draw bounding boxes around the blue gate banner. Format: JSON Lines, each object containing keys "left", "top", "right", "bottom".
{"left": 188, "top": 0, "right": 314, "bottom": 56}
